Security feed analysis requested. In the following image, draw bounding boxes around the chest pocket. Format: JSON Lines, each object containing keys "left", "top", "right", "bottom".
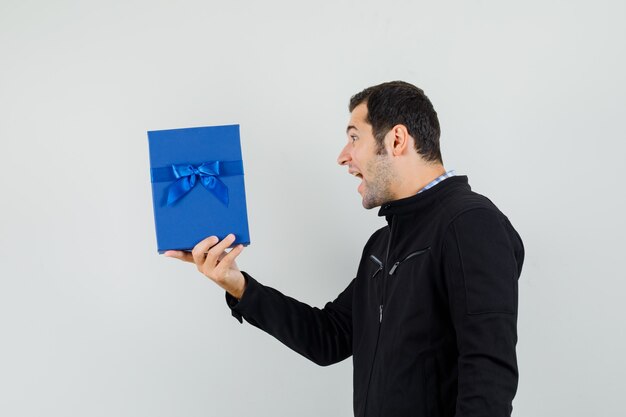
{"left": 388, "top": 247, "right": 431, "bottom": 276}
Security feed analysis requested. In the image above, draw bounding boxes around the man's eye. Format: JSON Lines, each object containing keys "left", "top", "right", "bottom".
{"left": 351, "top": 135, "right": 358, "bottom": 143}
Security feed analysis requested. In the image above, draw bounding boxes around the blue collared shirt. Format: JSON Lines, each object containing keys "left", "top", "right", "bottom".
{"left": 418, "top": 170, "right": 456, "bottom": 193}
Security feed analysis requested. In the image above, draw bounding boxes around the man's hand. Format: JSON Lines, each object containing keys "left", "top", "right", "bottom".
{"left": 164, "top": 234, "right": 247, "bottom": 299}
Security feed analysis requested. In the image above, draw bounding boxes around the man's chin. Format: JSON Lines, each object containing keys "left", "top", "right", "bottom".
{"left": 359, "top": 186, "right": 386, "bottom": 209}
{"left": 361, "top": 197, "right": 381, "bottom": 210}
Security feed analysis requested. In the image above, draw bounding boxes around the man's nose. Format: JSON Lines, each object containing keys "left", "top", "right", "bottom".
{"left": 337, "top": 143, "right": 351, "bottom": 166}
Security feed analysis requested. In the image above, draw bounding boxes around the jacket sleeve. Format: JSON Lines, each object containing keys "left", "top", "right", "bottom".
{"left": 224, "top": 272, "right": 354, "bottom": 366}
{"left": 442, "top": 208, "right": 524, "bottom": 417}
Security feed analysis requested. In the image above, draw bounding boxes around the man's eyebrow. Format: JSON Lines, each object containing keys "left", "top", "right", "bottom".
{"left": 346, "top": 125, "right": 358, "bottom": 133}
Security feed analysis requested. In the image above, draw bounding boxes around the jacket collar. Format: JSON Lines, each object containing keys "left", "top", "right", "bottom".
{"left": 377, "top": 176, "right": 470, "bottom": 223}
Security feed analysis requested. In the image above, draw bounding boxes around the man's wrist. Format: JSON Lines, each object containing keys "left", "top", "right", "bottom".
{"left": 229, "top": 272, "right": 248, "bottom": 300}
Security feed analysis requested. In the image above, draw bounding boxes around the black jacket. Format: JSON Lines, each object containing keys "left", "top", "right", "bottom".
{"left": 226, "top": 176, "right": 524, "bottom": 417}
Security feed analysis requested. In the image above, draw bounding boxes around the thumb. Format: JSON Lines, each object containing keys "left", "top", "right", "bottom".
{"left": 164, "top": 250, "right": 194, "bottom": 263}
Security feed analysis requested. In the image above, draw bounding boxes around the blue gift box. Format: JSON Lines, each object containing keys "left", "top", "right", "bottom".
{"left": 147, "top": 124, "right": 250, "bottom": 253}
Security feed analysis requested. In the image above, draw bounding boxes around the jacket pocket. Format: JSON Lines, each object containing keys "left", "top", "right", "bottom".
{"left": 388, "top": 247, "right": 430, "bottom": 275}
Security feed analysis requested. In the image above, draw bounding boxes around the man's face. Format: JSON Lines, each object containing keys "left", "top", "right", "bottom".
{"left": 337, "top": 103, "right": 396, "bottom": 209}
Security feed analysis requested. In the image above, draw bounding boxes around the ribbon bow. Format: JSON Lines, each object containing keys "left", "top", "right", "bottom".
{"left": 167, "top": 161, "right": 229, "bottom": 206}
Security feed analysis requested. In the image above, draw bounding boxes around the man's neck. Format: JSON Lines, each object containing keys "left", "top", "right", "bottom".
{"left": 393, "top": 164, "right": 447, "bottom": 200}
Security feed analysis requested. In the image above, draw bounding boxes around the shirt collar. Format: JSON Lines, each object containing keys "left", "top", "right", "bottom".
{"left": 377, "top": 173, "right": 468, "bottom": 220}
{"left": 418, "top": 169, "right": 456, "bottom": 194}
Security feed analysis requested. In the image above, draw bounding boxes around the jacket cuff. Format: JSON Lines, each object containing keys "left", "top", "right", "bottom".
{"left": 224, "top": 270, "right": 255, "bottom": 323}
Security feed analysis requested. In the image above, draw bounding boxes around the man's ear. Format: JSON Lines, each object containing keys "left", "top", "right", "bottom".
{"left": 390, "top": 125, "right": 411, "bottom": 156}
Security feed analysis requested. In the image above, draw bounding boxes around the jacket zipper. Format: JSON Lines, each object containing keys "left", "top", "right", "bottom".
{"left": 369, "top": 255, "right": 384, "bottom": 323}
{"left": 381, "top": 217, "right": 394, "bottom": 322}
{"left": 363, "top": 219, "right": 394, "bottom": 415}
{"left": 388, "top": 247, "right": 431, "bottom": 275}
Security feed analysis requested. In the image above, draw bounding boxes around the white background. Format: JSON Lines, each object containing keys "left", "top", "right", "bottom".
{"left": 1, "top": 0, "right": 625, "bottom": 416}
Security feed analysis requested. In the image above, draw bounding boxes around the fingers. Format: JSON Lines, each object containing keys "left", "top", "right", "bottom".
{"left": 191, "top": 235, "right": 219, "bottom": 268}
{"left": 203, "top": 234, "right": 236, "bottom": 270}
{"left": 217, "top": 244, "right": 245, "bottom": 272}
{"left": 188, "top": 234, "right": 238, "bottom": 272}
{"left": 217, "top": 250, "right": 228, "bottom": 263}
{"left": 164, "top": 250, "right": 194, "bottom": 263}
{"left": 169, "top": 234, "right": 245, "bottom": 295}
{"left": 210, "top": 244, "right": 244, "bottom": 286}
{"left": 165, "top": 235, "right": 244, "bottom": 293}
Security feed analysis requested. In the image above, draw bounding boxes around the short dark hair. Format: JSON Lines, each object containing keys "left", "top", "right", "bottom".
{"left": 349, "top": 81, "right": 442, "bottom": 163}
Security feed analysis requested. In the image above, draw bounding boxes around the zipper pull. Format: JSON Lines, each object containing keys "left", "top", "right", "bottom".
{"left": 369, "top": 255, "right": 384, "bottom": 279}
{"left": 388, "top": 247, "right": 431, "bottom": 276}
{"left": 379, "top": 305, "right": 383, "bottom": 323}
{"left": 388, "top": 262, "right": 400, "bottom": 275}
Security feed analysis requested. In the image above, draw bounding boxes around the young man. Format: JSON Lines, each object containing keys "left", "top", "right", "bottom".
{"left": 165, "top": 81, "right": 525, "bottom": 417}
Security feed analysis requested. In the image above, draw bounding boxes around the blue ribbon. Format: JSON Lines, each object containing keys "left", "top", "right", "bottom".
{"left": 150, "top": 160, "right": 244, "bottom": 207}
